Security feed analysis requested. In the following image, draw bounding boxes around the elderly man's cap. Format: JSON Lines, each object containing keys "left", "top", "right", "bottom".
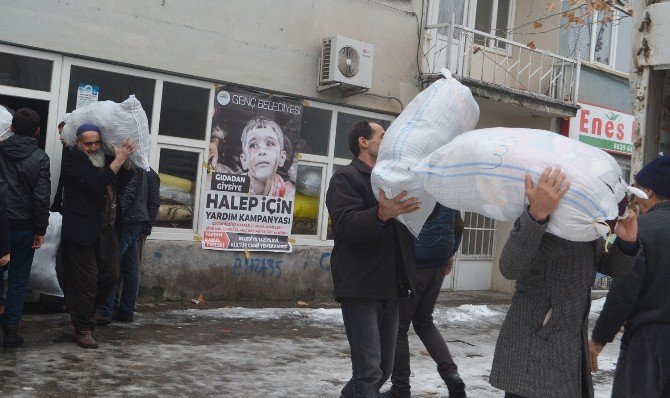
{"left": 76, "top": 123, "right": 101, "bottom": 136}
{"left": 636, "top": 156, "right": 670, "bottom": 198}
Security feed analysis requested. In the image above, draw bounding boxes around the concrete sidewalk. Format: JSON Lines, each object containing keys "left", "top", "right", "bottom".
{"left": 0, "top": 291, "right": 620, "bottom": 397}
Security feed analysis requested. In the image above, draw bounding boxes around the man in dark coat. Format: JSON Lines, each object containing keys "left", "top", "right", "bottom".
{"left": 0, "top": 108, "right": 50, "bottom": 347}
{"left": 61, "top": 123, "right": 135, "bottom": 349}
{"left": 0, "top": 176, "right": 10, "bottom": 267}
{"left": 385, "top": 205, "right": 466, "bottom": 398}
{"left": 489, "top": 167, "right": 639, "bottom": 398}
{"left": 589, "top": 156, "right": 670, "bottom": 397}
{"left": 96, "top": 162, "right": 148, "bottom": 324}
{"left": 326, "top": 120, "right": 421, "bottom": 398}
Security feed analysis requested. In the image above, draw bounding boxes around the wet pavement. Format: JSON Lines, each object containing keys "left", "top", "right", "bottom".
{"left": 0, "top": 291, "right": 620, "bottom": 397}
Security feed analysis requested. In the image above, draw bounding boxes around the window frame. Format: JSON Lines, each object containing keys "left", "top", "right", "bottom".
{"left": 293, "top": 101, "right": 395, "bottom": 246}
{"left": 466, "top": 0, "right": 517, "bottom": 51}
{"left": 56, "top": 58, "right": 215, "bottom": 241}
{"left": 53, "top": 56, "right": 397, "bottom": 246}
{"left": 570, "top": 7, "right": 632, "bottom": 76}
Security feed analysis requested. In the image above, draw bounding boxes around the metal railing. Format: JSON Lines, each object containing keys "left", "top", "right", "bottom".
{"left": 423, "top": 18, "right": 581, "bottom": 104}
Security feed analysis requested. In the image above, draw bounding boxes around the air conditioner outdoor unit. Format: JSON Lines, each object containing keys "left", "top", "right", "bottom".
{"left": 319, "top": 36, "right": 374, "bottom": 92}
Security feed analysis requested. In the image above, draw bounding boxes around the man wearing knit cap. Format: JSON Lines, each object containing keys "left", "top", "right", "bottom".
{"left": 589, "top": 156, "right": 670, "bottom": 397}
{"left": 61, "top": 123, "right": 135, "bottom": 348}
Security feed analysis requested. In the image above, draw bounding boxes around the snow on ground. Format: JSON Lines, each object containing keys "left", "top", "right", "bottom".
{"left": 0, "top": 298, "right": 622, "bottom": 397}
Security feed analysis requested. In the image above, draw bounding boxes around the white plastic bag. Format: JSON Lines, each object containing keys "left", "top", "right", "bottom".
{"left": 0, "top": 104, "right": 13, "bottom": 141}
{"left": 30, "top": 212, "right": 64, "bottom": 297}
{"left": 372, "top": 69, "right": 480, "bottom": 236}
{"left": 413, "top": 128, "right": 636, "bottom": 242}
{"left": 63, "top": 95, "right": 150, "bottom": 170}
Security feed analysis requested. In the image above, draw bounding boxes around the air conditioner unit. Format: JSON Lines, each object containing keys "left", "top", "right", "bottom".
{"left": 319, "top": 36, "right": 374, "bottom": 92}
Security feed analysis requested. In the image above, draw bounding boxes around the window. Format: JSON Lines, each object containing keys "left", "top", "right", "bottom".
{"left": 156, "top": 148, "right": 200, "bottom": 230}
{"left": 460, "top": 212, "right": 497, "bottom": 259}
{"left": 472, "top": 0, "right": 514, "bottom": 49}
{"left": 154, "top": 79, "right": 212, "bottom": 234}
{"left": 292, "top": 164, "right": 325, "bottom": 236}
{"left": 334, "top": 112, "right": 390, "bottom": 159}
{"left": 564, "top": 5, "right": 634, "bottom": 73}
{"left": 66, "top": 66, "right": 156, "bottom": 121}
{"left": 0, "top": 52, "right": 52, "bottom": 91}
{"left": 296, "top": 105, "right": 393, "bottom": 243}
{"left": 430, "top": 0, "right": 515, "bottom": 47}
{"left": 159, "top": 82, "right": 210, "bottom": 140}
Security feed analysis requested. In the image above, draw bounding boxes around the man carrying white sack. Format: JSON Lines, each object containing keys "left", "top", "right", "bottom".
{"left": 62, "top": 124, "right": 135, "bottom": 349}
{"left": 589, "top": 156, "right": 670, "bottom": 397}
{"left": 326, "top": 120, "right": 421, "bottom": 398}
{"left": 489, "top": 167, "right": 639, "bottom": 398}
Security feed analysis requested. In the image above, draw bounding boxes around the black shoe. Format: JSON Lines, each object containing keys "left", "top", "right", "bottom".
{"left": 445, "top": 373, "right": 466, "bottom": 398}
{"left": 111, "top": 310, "right": 134, "bottom": 323}
{"left": 2, "top": 325, "right": 25, "bottom": 348}
{"left": 381, "top": 389, "right": 409, "bottom": 398}
{"left": 93, "top": 313, "right": 111, "bottom": 327}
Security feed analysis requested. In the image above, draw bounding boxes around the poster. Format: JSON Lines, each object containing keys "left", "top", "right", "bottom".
{"left": 201, "top": 85, "right": 302, "bottom": 252}
{"left": 76, "top": 83, "right": 99, "bottom": 109}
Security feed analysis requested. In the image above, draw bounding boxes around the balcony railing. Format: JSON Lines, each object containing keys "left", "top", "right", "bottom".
{"left": 423, "top": 19, "right": 581, "bottom": 104}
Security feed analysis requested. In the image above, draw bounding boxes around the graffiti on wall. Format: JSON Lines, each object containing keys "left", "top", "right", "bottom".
{"left": 231, "top": 252, "right": 331, "bottom": 278}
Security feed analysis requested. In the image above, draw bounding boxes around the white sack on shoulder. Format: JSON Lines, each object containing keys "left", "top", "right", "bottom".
{"left": 63, "top": 95, "right": 151, "bottom": 170}
{"left": 372, "top": 69, "right": 480, "bottom": 236}
{"left": 30, "top": 212, "right": 64, "bottom": 297}
{"left": 413, "top": 128, "right": 631, "bottom": 242}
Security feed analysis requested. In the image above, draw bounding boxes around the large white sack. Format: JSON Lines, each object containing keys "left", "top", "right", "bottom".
{"left": 63, "top": 95, "right": 150, "bottom": 170}
{"left": 30, "top": 212, "right": 64, "bottom": 297}
{"left": 413, "top": 128, "right": 635, "bottom": 242}
{"left": 372, "top": 69, "right": 480, "bottom": 236}
{"left": 0, "top": 104, "right": 12, "bottom": 140}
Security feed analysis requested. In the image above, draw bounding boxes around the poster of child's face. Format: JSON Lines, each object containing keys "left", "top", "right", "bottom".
{"left": 209, "top": 85, "right": 301, "bottom": 198}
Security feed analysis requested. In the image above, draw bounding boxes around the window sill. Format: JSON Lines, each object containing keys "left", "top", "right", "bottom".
{"left": 580, "top": 60, "right": 630, "bottom": 79}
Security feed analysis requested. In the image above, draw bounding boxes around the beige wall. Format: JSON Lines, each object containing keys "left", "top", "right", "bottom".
{"left": 0, "top": 0, "right": 423, "bottom": 113}
{"left": 490, "top": 221, "right": 516, "bottom": 293}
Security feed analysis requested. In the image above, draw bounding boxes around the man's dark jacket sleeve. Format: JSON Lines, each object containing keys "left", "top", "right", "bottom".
{"left": 143, "top": 168, "right": 160, "bottom": 235}
{"left": 592, "top": 246, "right": 647, "bottom": 344}
{"left": 33, "top": 154, "right": 51, "bottom": 236}
{"left": 0, "top": 177, "right": 10, "bottom": 256}
{"left": 326, "top": 171, "right": 384, "bottom": 243}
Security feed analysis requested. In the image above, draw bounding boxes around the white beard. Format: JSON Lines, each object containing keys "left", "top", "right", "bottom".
{"left": 87, "top": 151, "right": 106, "bottom": 168}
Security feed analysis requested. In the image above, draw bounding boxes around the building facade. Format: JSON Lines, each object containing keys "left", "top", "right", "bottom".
{"left": 0, "top": 0, "right": 640, "bottom": 299}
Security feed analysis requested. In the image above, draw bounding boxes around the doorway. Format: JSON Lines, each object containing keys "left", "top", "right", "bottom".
{"left": 0, "top": 95, "right": 51, "bottom": 150}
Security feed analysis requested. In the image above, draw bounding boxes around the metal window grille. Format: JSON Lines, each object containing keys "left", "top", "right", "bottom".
{"left": 460, "top": 212, "right": 497, "bottom": 259}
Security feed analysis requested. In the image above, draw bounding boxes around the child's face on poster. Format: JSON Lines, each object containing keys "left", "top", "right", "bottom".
{"left": 241, "top": 127, "right": 287, "bottom": 181}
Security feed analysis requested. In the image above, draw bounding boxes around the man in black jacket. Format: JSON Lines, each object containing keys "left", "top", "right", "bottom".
{"left": 0, "top": 176, "right": 10, "bottom": 266}
{"left": 62, "top": 123, "right": 135, "bottom": 349}
{"left": 96, "top": 162, "right": 149, "bottom": 324}
{"left": 0, "top": 108, "right": 50, "bottom": 347}
{"left": 589, "top": 156, "right": 670, "bottom": 397}
{"left": 326, "top": 120, "right": 421, "bottom": 398}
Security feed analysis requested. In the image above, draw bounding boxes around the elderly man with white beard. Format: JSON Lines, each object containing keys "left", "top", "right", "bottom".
{"left": 61, "top": 124, "right": 135, "bottom": 349}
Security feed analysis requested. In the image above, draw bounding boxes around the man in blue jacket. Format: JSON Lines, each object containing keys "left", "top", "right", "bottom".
{"left": 384, "top": 205, "right": 466, "bottom": 398}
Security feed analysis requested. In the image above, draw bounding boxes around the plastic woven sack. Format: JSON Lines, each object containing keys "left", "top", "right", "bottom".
{"left": 29, "top": 212, "right": 64, "bottom": 297}
{"left": 372, "top": 69, "right": 479, "bottom": 236}
{"left": 0, "top": 104, "right": 13, "bottom": 141}
{"left": 62, "top": 95, "right": 150, "bottom": 170}
{"left": 413, "top": 128, "right": 637, "bottom": 242}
